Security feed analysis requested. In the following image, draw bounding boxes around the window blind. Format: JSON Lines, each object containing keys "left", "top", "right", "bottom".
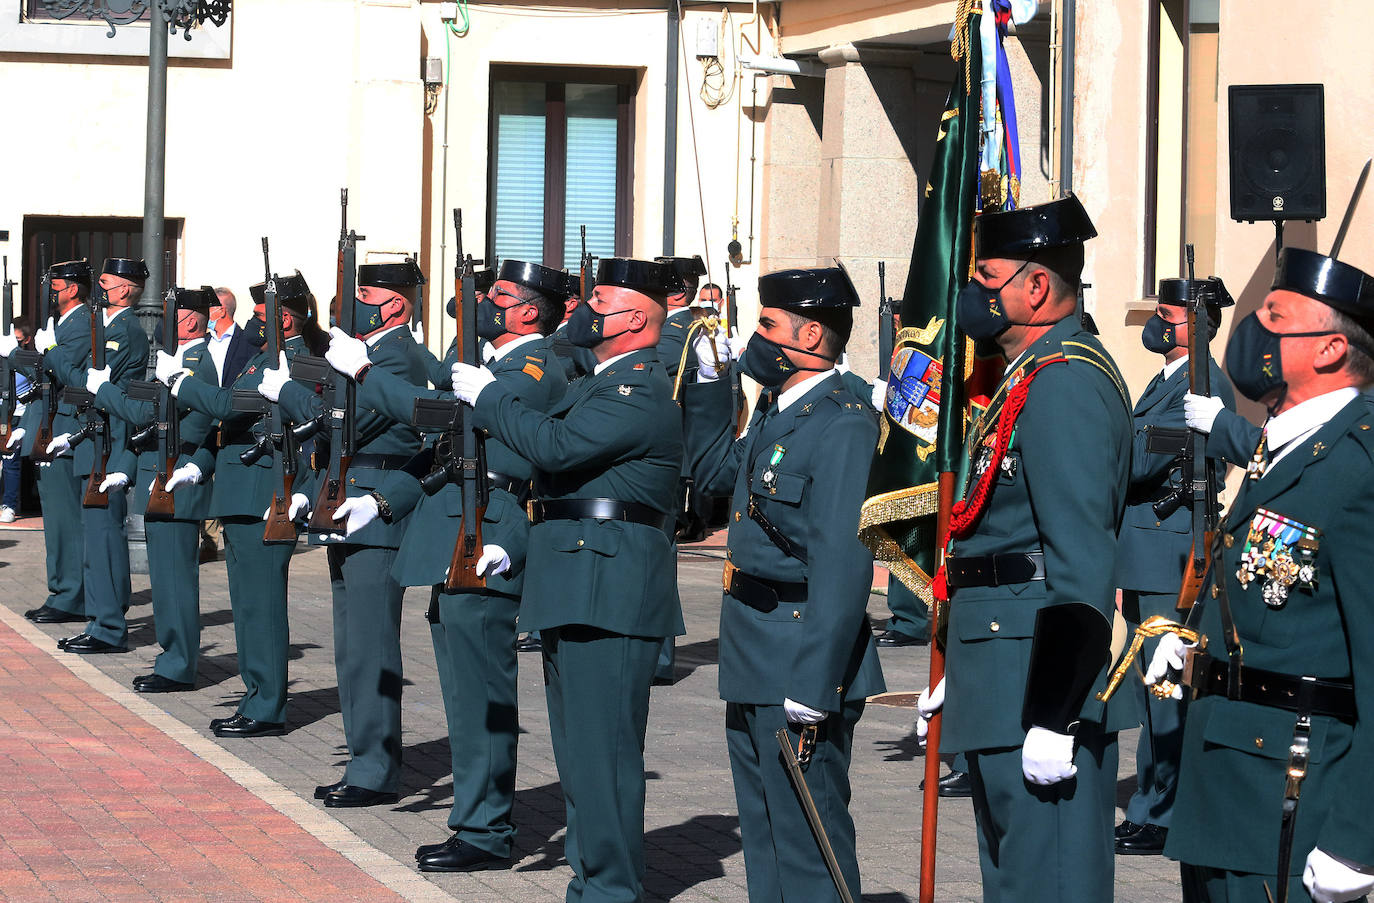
{"left": 562, "top": 83, "right": 619, "bottom": 270}
{"left": 491, "top": 81, "right": 547, "bottom": 266}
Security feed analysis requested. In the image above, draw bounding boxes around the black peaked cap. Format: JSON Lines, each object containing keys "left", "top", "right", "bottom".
{"left": 358, "top": 260, "right": 425, "bottom": 289}
{"left": 1273, "top": 247, "right": 1374, "bottom": 333}
{"left": 974, "top": 194, "right": 1098, "bottom": 259}
{"left": 103, "top": 258, "right": 150, "bottom": 281}
{"left": 595, "top": 258, "right": 679, "bottom": 297}
{"left": 49, "top": 259, "right": 93, "bottom": 284}
{"left": 498, "top": 260, "right": 567, "bottom": 299}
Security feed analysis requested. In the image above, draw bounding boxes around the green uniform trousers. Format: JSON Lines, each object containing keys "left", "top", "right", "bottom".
{"left": 222, "top": 517, "right": 292, "bottom": 724}
{"left": 328, "top": 543, "right": 405, "bottom": 794}
{"left": 80, "top": 489, "right": 131, "bottom": 648}
{"left": 725, "top": 701, "right": 864, "bottom": 903}
{"left": 1123, "top": 590, "right": 1186, "bottom": 829}
{"left": 542, "top": 625, "right": 658, "bottom": 903}
{"left": 1180, "top": 863, "right": 1355, "bottom": 903}
{"left": 145, "top": 518, "right": 201, "bottom": 685}
{"left": 430, "top": 587, "right": 520, "bottom": 856}
{"left": 884, "top": 580, "right": 931, "bottom": 642}
{"left": 36, "top": 456, "right": 85, "bottom": 615}
{"left": 967, "top": 727, "right": 1118, "bottom": 903}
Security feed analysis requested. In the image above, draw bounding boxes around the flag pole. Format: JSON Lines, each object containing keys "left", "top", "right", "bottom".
{"left": 919, "top": 471, "right": 955, "bottom": 903}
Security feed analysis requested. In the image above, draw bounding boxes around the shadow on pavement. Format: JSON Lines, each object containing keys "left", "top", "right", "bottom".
{"left": 874, "top": 725, "right": 926, "bottom": 763}
{"left": 643, "top": 813, "right": 743, "bottom": 900}
{"left": 673, "top": 637, "right": 719, "bottom": 681}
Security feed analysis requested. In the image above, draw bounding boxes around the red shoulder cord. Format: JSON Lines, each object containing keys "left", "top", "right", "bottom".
{"left": 932, "top": 359, "right": 1061, "bottom": 602}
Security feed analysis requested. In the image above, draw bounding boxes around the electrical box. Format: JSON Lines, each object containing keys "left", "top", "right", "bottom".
{"left": 695, "top": 18, "right": 719, "bottom": 58}
{"left": 439, "top": 1, "right": 458, "bottom": 22}
{"left": 422, "top": 56, "right": 443, "bottom": 87}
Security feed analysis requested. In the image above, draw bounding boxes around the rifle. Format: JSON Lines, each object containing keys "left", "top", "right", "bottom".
{"left": 724, "top": 260, "right": 743, "bottom": 433}
{"left": 24, "top": 245, "right": 56, "bottom": 463}
{"left": 440, "top": 208, "right": 488, "bottom": 592}
{"left": 62, "top": 265, "right": 112, "bottom": 507}
{"left": 256, "top": 239, "right": 299, "bottom": 543}
{"left": 878, "top": 261, "right": 895, "bottom": 381}
{"left": 307, "top": 193, "right": 363, "bottom": 534}
{"left": 1, "top": 256, "right": 14, "bottom": 442}
{"left": 411, "top": 250, "right": 423, "bottom": 333}
{"left": 143, "top": 253, "right": 180, "bottom": 520}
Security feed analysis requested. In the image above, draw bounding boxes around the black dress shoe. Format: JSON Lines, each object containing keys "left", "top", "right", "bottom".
{"left": 25, "top": 605, "right": 86, "bottom": 624}
{"left": 314, "top": 779, "right": 346, "bottom": 801}
{"left": 417, "top": 835, "right": 510, "bottom": 873}
{"left": 1115, "top": 819, "right": 1144, "bottom": 841}
{"left": 63, "top": 634, "right": 128, "bottom": 654}
{"left": 132, "top": 674, "right": 193, "bottom": 693}
{"left": 515, "top": 633, "right": 542, "bottom": 653}
{"left": 323, "top": 785, "right": 398, "bottom": 809}
{"left": 209, "top": 713, "right": 244, "bottom": 731}
{"left": 937, "top": 770, "right": 973, "bottom": 798}
{"left": 57, "top": 632, "right": 86, "bottom": 650}
{"left": 875, "top": 628, "right": 927, "bottom": 648}
{"left": 1116, "top": 823, "right": 1167, "bottom": 855}
{"left": 213, "top": 716, "right": 285, "bottom": 738}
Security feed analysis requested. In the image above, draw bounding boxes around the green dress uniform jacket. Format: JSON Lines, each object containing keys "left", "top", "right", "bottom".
{"left": 49, "top": 307, "right": 148, "bottom": 648}
{"left": 175, "top": 334, "right": 309, "bottom": 725}
{"left": 683, "top": 368, "right": 885, "bottom": 903}
{"left": 96, "top": 340, "right": 217, "bottom": 683}
{"left": 943, "top": 317, "right": 1132, "bottom": 903}
{"left": 1206, "top": 405, "right": 1266, "bottom": 469}
{"left": 368, "top": 334, "right": 565, "bottom": 856}
{"left": 277, "top": 325, "right": 427, "bottom": 794}
{"left": 22, "top": 307, "right": 91, "bottom": 615}
{"left": 472, "top": 345, "right": 682, "bottom": 903}
{"left": 1114, "top": 355, "right": 1233, "bottom": 831}
{"left": 1166, "top": 395, "right": 1374, "bottom": 896}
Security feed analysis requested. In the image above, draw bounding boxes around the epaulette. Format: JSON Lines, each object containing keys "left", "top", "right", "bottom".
{"left": 1350, "top": 405, "right": 1374, "bottom": 455}
{"left": 1055, "top": 339, "right": 1130, "bottom": 411}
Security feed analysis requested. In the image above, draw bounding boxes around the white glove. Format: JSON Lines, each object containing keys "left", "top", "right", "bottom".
{"left": 164, "top": 462, "right": 203, "bottom": 492}
{"left": 783, "top": 697, "right": 827, "bottom": 724}
{"left": 1143, "top": 631, "right": 1190, "bottom": 700}
{"left": 1021, "top": 726, "right": 1077, "bottom": 785}
{"left": 35, "top": 324, "right": 56, "bottom": 351}
{"left": 1184, "top": 393, "right": 1225, "bottom": 434}
{"left": 871, "top": 379, "right": 888, "bottom": 412}
{"left": 693, "top": 330, "right": 727, "bottom": 381}
{"left": 154, "top": 349, "right": 182, "bottom": 386}
{"left": 86, "top": 365, "right": 111, "bottom": 395}
{"left": 476, "top": 544, "right": 512, "bottom": 578}
{"left": 288, "top": 492, "right": 311, "bottom": 521}
{"left": 0, "top": 332, "right": 17, "bottom": 357}
{"left": 46, "top": 433, "right": 72, "bottom": 456}
{"left": 325, "top": 326, "right": 371, "bottom": 379}
{"left": 451, "top": 362, "right": 497, "bottom": 406}
{"left": 409, "top": 322, "right": 425, "bottom": 345}
{"left": 1305, "top": 848, "right": 1374, "bottom": 903}
{"left": 915, "top": 677, "right": 945, "bottom": 747}
{"left": 332, "top": 494, "right": 379, "bottom": 537}
{"left": 98, "top": 472, "right": 129, "bottom": 493}
{"left": 256, "top": 352, "right": 289, "bottom": 402}
{"left": 6, "top": 427, "right": 24, "bottom": 450}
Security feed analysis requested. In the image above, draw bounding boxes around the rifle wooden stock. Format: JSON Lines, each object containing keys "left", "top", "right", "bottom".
{"left": 264, "top": 473, "right": 298, "bottom": 543}
{"left": 82, "top": 468, "right": 109, "bottom": 508}
{"left": 444, "top": 210, "right": 488, "bottom": 591}
{"left": 144, "top": 472, "right": 176, "bottom": 521}
{"left": 1174, "top": 530, "right": 1214, "bottom": 613}
{"left": 444, "top": 511, "right": 484, "bottom": 592}
{"left": 308, "top": 455, "right": 351, "bottom": 532}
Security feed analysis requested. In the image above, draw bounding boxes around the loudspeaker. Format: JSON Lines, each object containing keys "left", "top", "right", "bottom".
{"left": 1228, "top": 84, "right": 1325, "bottom": 223}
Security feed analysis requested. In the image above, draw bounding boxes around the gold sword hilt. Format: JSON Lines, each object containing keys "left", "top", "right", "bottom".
{"left": 1097, "top": 614, "right": 1204, "bottom": 702}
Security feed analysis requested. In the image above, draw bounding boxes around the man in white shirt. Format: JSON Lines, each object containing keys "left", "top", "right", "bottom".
{"left": 206, "top": 287, "right": 237, "bottom": 382}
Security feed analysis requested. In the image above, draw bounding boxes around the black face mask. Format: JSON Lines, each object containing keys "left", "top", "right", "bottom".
{"left": 92, "top": 283, "right": 109, "bottom": 309}
{"left": 476, "top": 290, "right": 534, "bottom": 342}
{"left": 1223, "top": 312, "right": 1335, "bottom": 403}
{"left": 446, "top": 296, "right": 457, "bottom": 319}
{"left": 956, "top": 259, "right": 1035, "bottom": 341}
{"left": 1141, "top": 314, "right": 1179, "bottom": 355}
{"left": 244, "top": 315, "right": 267, "bottom": 349}
{"left": 352, "top": 298, "right": 391, "bottom": 337}
{"left": 566, "top": 302, "right": 632, "bottom": 348}
{"left": 737, "top": 332, "right": 834, "bottom": 388}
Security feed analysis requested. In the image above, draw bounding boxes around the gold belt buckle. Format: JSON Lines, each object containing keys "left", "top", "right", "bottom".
{"left": 722, "top": 559, "right": 738, "bottom": 595}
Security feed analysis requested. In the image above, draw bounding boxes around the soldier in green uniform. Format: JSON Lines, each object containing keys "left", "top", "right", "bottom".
{"left": 260, "top": 260, "right": 428, "bottom": 807}
{"left": 9, "top": 260, "right": 92, "bottom": 625}
{"left": 48, "top": 258, "right": 150, "bottom": 654}
{"left": 679, "top": 265, "right": 884, "bottom": 903}
{"left": 87, "top": 286, "right": 218, "bottom": 690}
{"left": 323, "top": 259, "right": 569, "bottom": 868}
{"left": 914, "top": 196, "right": 1133, "bottom": 903}
{"left": 1147, "top": 248, "right": 1374, "bottom": 903}
{"left": 1112, "top": 278, "right": 1236, "bottom": 855}
{"left": 166, "top": 273, "right": 322, "bottom": 737}
{"left": 451, "top": 257, "right": 685, "bottom": 903}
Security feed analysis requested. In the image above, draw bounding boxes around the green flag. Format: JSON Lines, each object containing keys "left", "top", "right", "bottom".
{"left": 859, "top": 12, "right": 983, "bottom": 603}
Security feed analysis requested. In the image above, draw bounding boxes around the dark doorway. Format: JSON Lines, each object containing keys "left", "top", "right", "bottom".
{"left": 21, "top": 216, "right": 182, "bottom": 320}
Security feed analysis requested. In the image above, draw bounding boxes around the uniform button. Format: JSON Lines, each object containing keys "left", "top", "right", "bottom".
{"left": 1254, "top": 737, "right": 1264, "bottom": 750}
{"left": 990, "top": 620, "right": 1000, "bottom": 633}
{"left": 1224, "top": 534, "right": 1234, "bottom": 548}
{"left": 836, "top": 685, "right": 844, "bottom": 694}
{"left": 576, "top": 539, "right": 584, "bottom": 547}
{"left": 734, "top": 511, "right": 741, "bottom": 522}
{"left": 792, "top": 610, "right": 801, "bottom": 619}
{"left": 348, "top": 477, "right": 356, "bottom": 485}
{"left": 1212, "top": 585, "right": 1220, "bottom": 598}
{"left": 1155, "top": 521, "right": 1162, "bottom": 527}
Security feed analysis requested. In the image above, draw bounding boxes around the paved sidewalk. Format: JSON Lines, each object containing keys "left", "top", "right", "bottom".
{"left": 0, "top": 527, "right": 1179, "bottom": 901}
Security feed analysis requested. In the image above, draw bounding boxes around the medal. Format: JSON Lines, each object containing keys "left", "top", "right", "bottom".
{"left": 1236, "top": 508, "right": 1321, "bottom": 608}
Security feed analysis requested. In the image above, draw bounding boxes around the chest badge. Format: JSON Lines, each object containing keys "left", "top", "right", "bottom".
{"left": 1236, "top": 507, "right": 1320, "bottom": 608}
{"left": 761, "top": 445, "right": 786, "bottom": 493}
{"left": 618, "top": 385, "right": 633, "bottom": 396}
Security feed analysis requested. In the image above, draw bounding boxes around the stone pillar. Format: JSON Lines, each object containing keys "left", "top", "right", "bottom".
{"left": 815, "top": 44, "right": 923, "bottom": 379}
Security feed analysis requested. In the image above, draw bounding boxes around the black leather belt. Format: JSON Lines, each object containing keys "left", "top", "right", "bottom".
{"left": 350, "top": 453, "right": 412, "bottom": 471}
{"left": 178, "top": 441, "right": 200, "bottom": 458}
{"left": 531, "top": 498, "right": 674, "bottom": 534}
{"left": 945, "top": 551, "right": 1045, "bottom": 588}
{"left": 723, "top": 561, "right": 807, "bottom": 611}
{"left": 218, "top": 426, "right": 255, "bottom": 447}
{"left": 1190, "top": 654, "right": 1356, "bottom": 722}
{"left": 487, "top": 470, "right": 530, "bottom": 500}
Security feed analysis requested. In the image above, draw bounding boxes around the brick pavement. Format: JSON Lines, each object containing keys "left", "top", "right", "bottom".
{"left": 0, "top": 524, "right": 1181, "bottom": 902}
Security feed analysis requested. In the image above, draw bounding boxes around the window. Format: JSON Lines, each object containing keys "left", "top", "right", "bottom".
{"left": 487, "top": 67, "right": 635, "bottom": 271}
{"left": 21, "top": 216, "right": 181, "bottom": 321}
{"left": 23, "top": 1, "right": 152, "bottom": 22}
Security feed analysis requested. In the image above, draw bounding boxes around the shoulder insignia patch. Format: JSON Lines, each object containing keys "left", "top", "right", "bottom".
{"left": 618, "top": 385, "right": 633, "bottom": 396}
{"left": 669, "top": 321, "right": 684, "bottom": 330}
{"left": 106, "top": 341, "right": 120, "bottom": 350}
{"left": 633, "top": 362, "right": 645, "bottom": 370}
{"left": 522, "top": 362, "right": 544, "bottom": 380}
